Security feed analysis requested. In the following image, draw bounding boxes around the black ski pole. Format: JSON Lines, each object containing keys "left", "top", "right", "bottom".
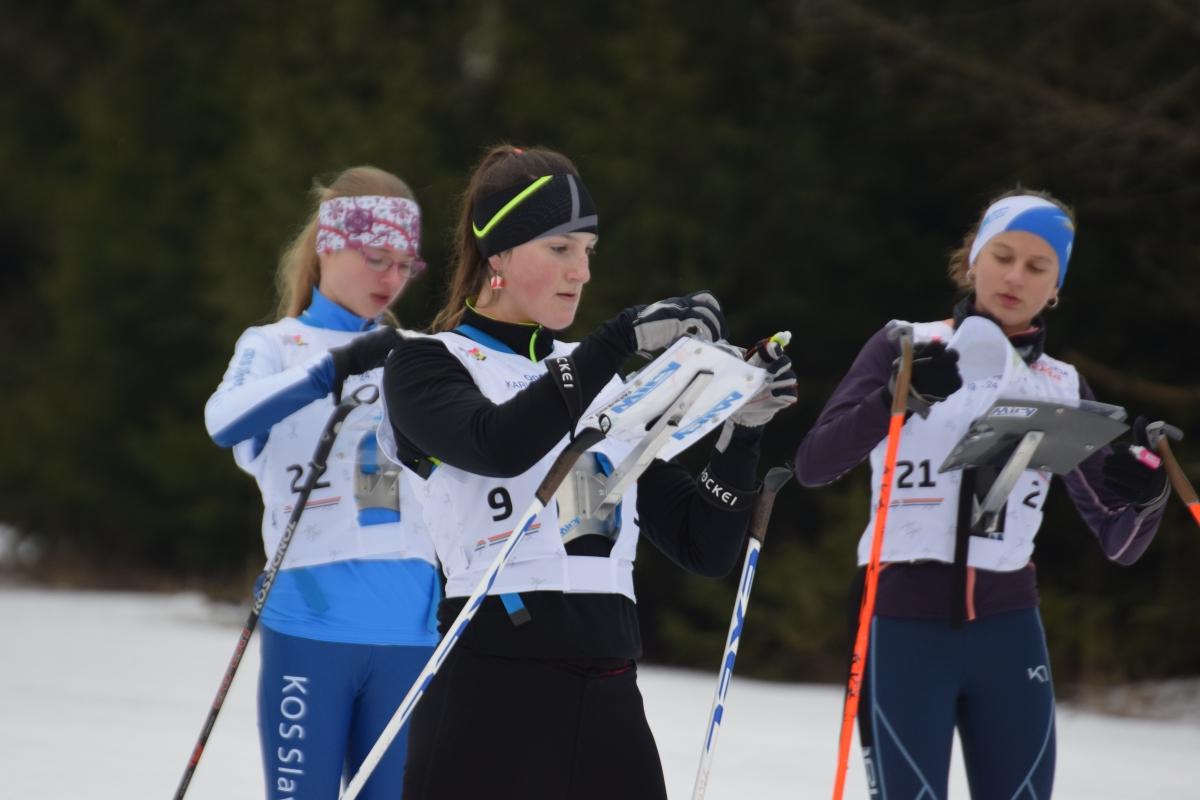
{"left": 173, "top": 384, "right": 379, "bottom": 800}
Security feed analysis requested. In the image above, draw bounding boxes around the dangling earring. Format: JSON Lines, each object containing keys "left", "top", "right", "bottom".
{"left": 1046, "top": 295, "right": 1059, "bottom": 309}
{"left": 489, "top": 271, "right": 505, "bottom": 291}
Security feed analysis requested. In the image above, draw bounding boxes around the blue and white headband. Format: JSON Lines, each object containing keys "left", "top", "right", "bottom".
{"left": 969, "top": 195, "right": 1075, "bottom": 287}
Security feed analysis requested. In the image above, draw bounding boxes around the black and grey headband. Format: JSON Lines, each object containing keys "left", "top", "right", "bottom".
{"left": 471, "top": 173, "right": 598, "bottom": 258}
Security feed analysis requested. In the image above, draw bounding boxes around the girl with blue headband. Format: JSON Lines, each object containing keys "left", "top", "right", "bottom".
{"left": 795, "top": 188, "right": 1173, "bottom": 799}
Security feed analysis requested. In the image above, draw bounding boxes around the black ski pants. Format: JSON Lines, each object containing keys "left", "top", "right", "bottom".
{"left": 403, "top": 644, "right": 668, "bottom": 800}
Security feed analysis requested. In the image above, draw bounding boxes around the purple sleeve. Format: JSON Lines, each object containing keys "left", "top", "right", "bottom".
{"left": 793, "top": 326, "right": 896, "bottom": 487}
{"left": 1059, "top": 376, "right": 1166, "bottom": 565}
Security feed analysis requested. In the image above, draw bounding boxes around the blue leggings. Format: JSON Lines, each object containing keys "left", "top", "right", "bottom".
{"left": 860, "top": 609, "right": 1056, "bottom": 800}
{"left": 257, "top": 625, "right": 434, "bottom": 800}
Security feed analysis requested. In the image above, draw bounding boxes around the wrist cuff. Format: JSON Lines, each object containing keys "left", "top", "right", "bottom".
{"left": 1133, "top": 476, "right": 1172, "bottom": 515}
{"left": 697, "top": 465, "right": 757, "bottom": 511}
{"left": 545, "top": 354, "right": 582, "bottom": 427}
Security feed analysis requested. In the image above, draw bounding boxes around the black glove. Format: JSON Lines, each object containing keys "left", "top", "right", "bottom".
{"left": 1103, "top": 416, "right": 1169, "bottom": 507}
{"left": 889, "top": 341, "right": 962, "bottom": 417}
{"left": 329, "top": 327, "right": 403, "bottom": 402}
{"left": 624, "top": 290, "right": 728, "bottom": 356}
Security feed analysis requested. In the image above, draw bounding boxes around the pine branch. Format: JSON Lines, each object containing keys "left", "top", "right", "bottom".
{"left": 1065, "top": 349, "right": 1200, "bottom": 410}
{"left": 1150, "top": 0, "right": 1200, "bottom": 40}
{"left": 829, "top": 0, "right": 1200, "bottom": 156}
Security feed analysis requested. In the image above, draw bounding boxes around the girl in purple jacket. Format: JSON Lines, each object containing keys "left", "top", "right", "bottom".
{"left": 795, "top": 188, "right": 1171, "bottom": 799}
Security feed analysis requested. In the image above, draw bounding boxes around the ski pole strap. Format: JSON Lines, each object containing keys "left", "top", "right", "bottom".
{"left": 697, "top": 465, "right": 755, "bottom": 511}
{"left": 499, "top": 591, "right": 531, "bottom": 626}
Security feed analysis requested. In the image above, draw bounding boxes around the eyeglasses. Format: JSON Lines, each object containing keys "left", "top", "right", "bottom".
{"left": 355, "top": 246, "right": 427, "bottom": 277}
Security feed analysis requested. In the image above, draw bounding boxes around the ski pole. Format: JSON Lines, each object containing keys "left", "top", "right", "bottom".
{"left": 340, "top": 425, "right": 608, "bottom": 800}
{"left": 831, "top": 325, "right": 914, "bottom": 800}
{"left": 343, "top": 366, "right": 716, "bottom": 798}
{"left": 1147, "top": 422, "right": 1200, "bottom": 528}
{"left": 173, "top": 384, "right": 379, "bottom": 800}
{"left": 692, "top": 465, "right": 793, "bottom": 800}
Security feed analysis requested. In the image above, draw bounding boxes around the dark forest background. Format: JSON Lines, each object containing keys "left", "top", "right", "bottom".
{"left": 2, "top": 0, "right": 1198, "bottom": 689}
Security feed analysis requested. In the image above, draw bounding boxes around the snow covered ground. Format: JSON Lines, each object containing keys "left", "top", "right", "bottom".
{"left": 1, "top": 585, "right": 1197, "bottom": 799}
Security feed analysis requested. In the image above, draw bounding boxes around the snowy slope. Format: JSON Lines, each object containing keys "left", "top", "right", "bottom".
{"left": 0, "top": 587, "right": 1196, "bottom": 799}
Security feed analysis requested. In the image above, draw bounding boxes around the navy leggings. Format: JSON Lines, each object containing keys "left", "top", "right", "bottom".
{"left": 859, "top": 609, "right": 1056, "bottom": 800}
{"left": 257, "top": 625, "right": 434, "bottom": 800}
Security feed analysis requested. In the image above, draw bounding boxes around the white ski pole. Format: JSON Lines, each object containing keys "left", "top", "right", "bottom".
{"left": 340, "top": 425, "right": 606, "bottom": 799}
{"left": 692, "top": 465, "right": 793, "bottom": 800}
{"left": 343, "top": 368, "right": 717, "bottom": 799}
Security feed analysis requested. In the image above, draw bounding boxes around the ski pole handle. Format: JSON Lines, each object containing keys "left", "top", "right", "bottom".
{"left": 308, "top": 385, "right": 379, "bottom": 475}
{"left": 1147, "top": 422, "right": 1200, "bottom": 527}
{"left": 886, "top": 325, "right": 914, "bottom": 416}
{"left": 748, "top": 466, "right": 794, "bottom": 544}
{"left": 743, "top": 330, "right": 792, "bottom": 362}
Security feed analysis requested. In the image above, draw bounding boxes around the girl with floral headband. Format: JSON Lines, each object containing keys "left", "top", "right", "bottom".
{"left": 795, "top": 188, "right": 1173, "bottom": 799}
{"left": 204, "top": 166, "right": 437, "bottom": 799}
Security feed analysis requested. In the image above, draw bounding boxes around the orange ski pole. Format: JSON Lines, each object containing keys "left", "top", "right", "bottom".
{"left": 1148, "top": 423, "right": 1200, "bottom": 528}
{"left": 831, "top": 325, "right": 913, "bottom": 800}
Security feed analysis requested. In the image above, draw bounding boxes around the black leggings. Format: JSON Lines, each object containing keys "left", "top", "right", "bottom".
{"left": 403, "top": 645, "right": 668, "bottom": 800}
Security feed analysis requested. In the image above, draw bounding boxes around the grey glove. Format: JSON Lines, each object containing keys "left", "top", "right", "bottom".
{"left": 626, "top": 290, "right": 727, "bottom": 357}
{"left": 715, "top": 339, "right": 797, "bottom": 450}
{"left": 731, "top": 339, "right": 797, "bottom": 427}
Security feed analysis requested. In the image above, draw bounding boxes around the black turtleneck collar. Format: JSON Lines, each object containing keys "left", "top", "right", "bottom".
{"left": 457, "top": 305, "right": 556, "bottom": 362}
{"left": 951, "top": 294, "right": 1046, "bottom": 365}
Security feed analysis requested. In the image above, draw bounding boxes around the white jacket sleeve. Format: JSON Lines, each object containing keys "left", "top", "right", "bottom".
{"left": 204, "top": 327, "right": 336, "bottom": 451}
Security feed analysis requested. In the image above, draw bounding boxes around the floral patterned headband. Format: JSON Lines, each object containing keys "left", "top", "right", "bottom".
{"left": 316, "top": 196, "right": 423, "bottom": 269}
